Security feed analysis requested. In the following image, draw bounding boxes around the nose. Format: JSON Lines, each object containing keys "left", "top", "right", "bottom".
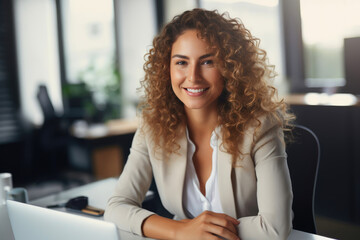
{"left": 187, "top": 62, "right": 201, "bottom": 82}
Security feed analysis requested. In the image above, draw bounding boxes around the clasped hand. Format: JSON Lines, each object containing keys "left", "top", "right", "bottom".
{"left": 175, "top": 211, "right": 240, "bottom": 240}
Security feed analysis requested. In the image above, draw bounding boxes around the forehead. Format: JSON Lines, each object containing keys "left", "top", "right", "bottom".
{"left": 171, "top": 30, "right": 212, "bottom": 55}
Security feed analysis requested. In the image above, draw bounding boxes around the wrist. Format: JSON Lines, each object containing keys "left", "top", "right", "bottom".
{"left": 142, "top": 214, "right": 184, "bottom": 240}
{"left": 171, "top": 221, "right": 185, "bottom": 240}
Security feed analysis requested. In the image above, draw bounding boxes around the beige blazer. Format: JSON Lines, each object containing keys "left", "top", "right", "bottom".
{"left": 104, "top": 115, "right": 293, "bottom": 240}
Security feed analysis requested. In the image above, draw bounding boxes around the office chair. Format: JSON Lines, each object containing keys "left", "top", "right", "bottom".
{"left": 37, "top": 85, "right": 57, "bottom": 121}
{"left": 36, "top": 85, "right": 73, "bottom": 183}
{"left": 286, "top": 125, "right": 320, "bottom": 234}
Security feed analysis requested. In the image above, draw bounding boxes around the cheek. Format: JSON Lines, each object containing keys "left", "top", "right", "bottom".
{"left": 209, "top": 71, "right": 224, "bottom": 87}
{"left": 170, "top": 67, "right": 185, "bottom": 85}
{"left": 213, "top": 74, "right": 225, "bottom": 96}
{"left": 170, "top": 69, "right": 181, "bottom": 94}
{"left": 215, "top": 84, "right": 224, "bottom": 98}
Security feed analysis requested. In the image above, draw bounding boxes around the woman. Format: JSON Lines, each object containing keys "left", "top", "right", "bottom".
{"left": 105, "top": 8, "right": 294, "bottom": 240}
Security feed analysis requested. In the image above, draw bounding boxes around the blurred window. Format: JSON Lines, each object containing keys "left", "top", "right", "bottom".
{"left": 59, "top": 0, "right": 120, "bottom": 120}
{"left": 114, "top": 0, "right": 157, "bottom": 118}
{"left": 300, "top": 0, "right": 360, "bottom": 88}
{"left": 61, "top": 0, "right": 116, "bottom": 84}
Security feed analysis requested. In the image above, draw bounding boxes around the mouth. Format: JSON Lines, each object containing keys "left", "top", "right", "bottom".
{"left": 184, "top": 88, "right": 209, "bottom": 93}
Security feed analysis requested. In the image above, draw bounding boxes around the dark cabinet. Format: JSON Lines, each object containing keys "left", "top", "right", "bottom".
{"left": 290, "top": 104, "right": 360, "bottom": 224}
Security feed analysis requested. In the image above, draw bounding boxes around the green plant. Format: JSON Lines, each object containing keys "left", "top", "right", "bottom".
{"left": 75, "top": 60, "right": 122, "bottom": 122}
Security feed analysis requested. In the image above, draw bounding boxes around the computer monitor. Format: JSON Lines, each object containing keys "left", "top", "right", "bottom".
{"left": 342, "top": 37, "right": 360, "bottom": 95}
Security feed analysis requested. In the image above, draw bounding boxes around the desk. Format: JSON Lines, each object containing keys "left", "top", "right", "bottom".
{"left": 69, "top": 119, "right": 138, "bottom": 179}
{"left": 31, "top": 178, "right": 153, "bottom": 218}
{"left": 2, "top": 178, "right": 337, "bottom": 240}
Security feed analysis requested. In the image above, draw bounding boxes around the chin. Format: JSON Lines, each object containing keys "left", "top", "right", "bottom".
{"left": 184, "top": 103, "right": 208, "bottom": 110}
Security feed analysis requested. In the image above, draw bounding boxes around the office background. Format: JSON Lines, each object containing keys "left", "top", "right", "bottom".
{"left": 1, "top": 0, "right": 360, "bottom": 239}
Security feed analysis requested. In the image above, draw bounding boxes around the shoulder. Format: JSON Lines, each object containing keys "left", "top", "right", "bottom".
{"left": 246, "top": 114, "right": 285, "bottom": 161}
{"left": 245, "top": 113, "right": 282, "bottom": 140}
{"left": 243, "top": 113, "right": 285, "bottom": 156}
{"left": 135, "top": 114, "right": 156, "bottom": 139}
{"left": 130, "top": 116, "right": 151, "bottom": 150}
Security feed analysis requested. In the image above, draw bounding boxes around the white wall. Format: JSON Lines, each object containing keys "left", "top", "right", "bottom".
{"left": 164, "top": 0, "right": 198, "bottom": 22}
{"left": 14, "top": 0, "right": 62, "bottom": 125}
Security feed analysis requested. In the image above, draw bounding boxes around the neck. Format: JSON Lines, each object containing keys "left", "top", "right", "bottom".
{"left": 185, "top": 107, "right": 218, "bottom": 140}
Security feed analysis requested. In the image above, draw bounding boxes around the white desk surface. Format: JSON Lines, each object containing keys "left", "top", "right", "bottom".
{"left": 2, "top": 178, "right": 336, "bottom": 240}
{"left": 31, "top": 178, "right": 121, "bottom": 212}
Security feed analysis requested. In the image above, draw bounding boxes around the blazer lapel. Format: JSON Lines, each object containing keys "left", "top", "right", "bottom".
{"left": 166, "top": 130, "right": 188, "bottom": 219}
{"left": 218, "top": 143, "right": 237, "bottom": 218}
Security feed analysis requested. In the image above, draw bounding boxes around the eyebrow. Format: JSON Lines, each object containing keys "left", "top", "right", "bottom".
{"left": 171, "top": 53, "right": 214, "bottom": 60}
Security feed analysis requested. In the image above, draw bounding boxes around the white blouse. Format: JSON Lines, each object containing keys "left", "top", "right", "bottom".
{"left": 183, "top": 127, "right": 224, "bottom": 218}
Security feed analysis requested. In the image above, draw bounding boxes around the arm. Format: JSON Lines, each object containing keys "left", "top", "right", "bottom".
{"left": 142, "top": 211, "right": 240, "bottom": 240}
{"left": 237, "top": 119, "right": 293, "bottom": 240}
{"left": 104, "top": 127, "right": 155, "bottom": 235}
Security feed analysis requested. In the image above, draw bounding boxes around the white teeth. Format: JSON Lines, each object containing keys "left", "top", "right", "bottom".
{"left": 187, "top": 88, "right": 206, "bottom": 93}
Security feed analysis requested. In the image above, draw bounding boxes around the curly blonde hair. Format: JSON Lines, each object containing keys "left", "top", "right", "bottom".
{"left": 139, "top": 8, "right": 294, "bottom": 164}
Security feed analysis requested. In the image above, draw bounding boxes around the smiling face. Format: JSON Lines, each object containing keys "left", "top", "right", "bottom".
{"left": 170, "top": 30, "right": 224, "bottom": 114}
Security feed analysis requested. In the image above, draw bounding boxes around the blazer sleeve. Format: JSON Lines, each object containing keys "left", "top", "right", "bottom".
{"left": 104, "top": 126, "right": 155, "bottom": 236}
{"left": 237, "top": 117, "right": 293, "bottom": 240}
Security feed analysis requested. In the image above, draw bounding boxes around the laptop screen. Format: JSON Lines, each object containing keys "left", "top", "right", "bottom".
{"left": 7, "top": 200, "right": 119, "bottom": 240}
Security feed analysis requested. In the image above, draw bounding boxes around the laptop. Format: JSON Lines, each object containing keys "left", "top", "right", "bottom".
{"left": 7, "top": 200, "right": 119, "bottom": 240}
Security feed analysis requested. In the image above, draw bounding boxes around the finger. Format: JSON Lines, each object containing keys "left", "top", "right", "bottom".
{"left": 213, "top": 217, "right": 238, "bottom": 234}
{"left": 204, "top": 232, "right": 223, "bottom": 240}
{"left": 204, "top": 212, "right": 239, "bottom": 232}
{"left": 206, "top": 211, "right": 240, "bottom": 226}
{"left": 205, "top": 223, "right": 240, "bottom": 240}
{"left": 203, "top": 214, "right": 238, "bottom": 234}
{"left": 222, "top": 214, "right": 240, "bottom": 226}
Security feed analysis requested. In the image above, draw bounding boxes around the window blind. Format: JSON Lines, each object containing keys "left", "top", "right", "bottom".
{"left": 0, "top": 0, "right": 22, "bottom": 144}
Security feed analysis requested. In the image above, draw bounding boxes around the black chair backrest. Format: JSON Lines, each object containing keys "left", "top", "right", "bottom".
{"left": 286, "top": 125, "right": 320, "bottom": 234}
{"left": 37, "top": 85, "right": 56, "bottom": 121}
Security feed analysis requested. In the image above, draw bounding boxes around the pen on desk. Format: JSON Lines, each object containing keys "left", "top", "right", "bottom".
{"left": 81, "top": 206, "right": 104, "bottom": 216}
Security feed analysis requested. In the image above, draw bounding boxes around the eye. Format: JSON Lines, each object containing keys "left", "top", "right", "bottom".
{"left": 202, "top": 59, "right": 214, "bottom": 65}
{"left": 176, "top": 60, "right": 187, "bottom": 65}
